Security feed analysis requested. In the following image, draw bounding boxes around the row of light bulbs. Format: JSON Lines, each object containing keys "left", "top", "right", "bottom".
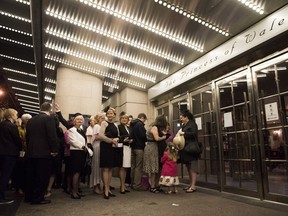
{"left": 45, "top": 54, "right": 147, "bottom": 89}
{"left": 78, "top": 0, "right": 203, "bottom": 52}
{"left": 44, "top": 63, "right": 56, "bottom": 70}
{"left": 12, "top": 86, "right": 38, "bottom": 94}
{"left": 46, "top": 26, "right": 170, "bottom": 73}
{"left": 0, "top": 36, "right": 33, "bottom": 48}
{"left": 24, "top": 110, "right": 39, "bottom": 114}
{"left": 18, "top": 99, "right": 39, "bottom": 105}
{"left": 0, "top": 10, "right": 31, "bottom": 23}
{"left": 104, "top": 81, "right": 119, "bottom": 90}
{"left": 45, "top": 77, "right": 57, "bottom": 84}
{"left": 8, "top": 78, "right": 37, "bottom": 87}
{"left": 45, "top": 95, "right": 52, "bottom": 101}
{"left": 16, "top": 0, "right": 30, "bottom": 6}
{"left": 3, "top": 67, "right": 36, "bottom": 77}
{"left": 154, "top": 0, "right": 229, "bottom": 36}
{"left": 20, "top": 103, "right": 39, "bottom": 109}
{"left": 0, "top": 25, "right": 32, "bottom": 36}
{"left": 8, "top": 0, "right": 39, "bottom": 111}
{"left": 237, "top": 0, "right": 264, "bottom": 14}
{"left": 45, "top": 42, "right": 156, "bottom": 82}
{"left": 0, "top": 54, "right": 35, "bottom": 65}
{"left": 15, "top": 93, "right": 39, "bottom": 101}
{"left": 45, "top": 8, "right": 184, "bottom": 64}
{"left": 45, "top": 87, "right": 56, "bottom": 94}
{"left": 22, "top": 107, "right": 39, "bottom": 112}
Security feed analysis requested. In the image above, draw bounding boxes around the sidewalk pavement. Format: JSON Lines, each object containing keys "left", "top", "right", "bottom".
{"left": 1, "top": 177, "right": 288, "bottom": 216}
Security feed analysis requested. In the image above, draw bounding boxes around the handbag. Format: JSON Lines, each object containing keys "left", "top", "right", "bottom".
{"left": 183, "top": 134, "right": 203, "bottom": 155}
{"left": 173, "top": 133, "right": 185, "bottom": 150}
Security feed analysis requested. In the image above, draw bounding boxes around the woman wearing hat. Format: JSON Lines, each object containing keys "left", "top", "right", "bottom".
{"left": 178, "top": 110, "right": 199, "bottom": 193}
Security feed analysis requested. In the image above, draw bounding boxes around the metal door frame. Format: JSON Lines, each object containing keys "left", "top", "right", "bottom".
{"left": 189, "top": 84, "right": 221, "bottom": 189}
{"left": 251, "top": 51, "right": 288, "bottom": 203}
{"left": 214, "top": 68, "right": 261, "bottom": 198}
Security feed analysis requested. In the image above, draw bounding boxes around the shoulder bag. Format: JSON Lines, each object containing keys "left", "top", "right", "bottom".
{"left": 183, "top": 134, "right": 203, "bottom": 155}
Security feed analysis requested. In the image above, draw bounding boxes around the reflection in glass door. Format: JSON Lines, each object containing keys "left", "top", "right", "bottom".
{"left": 190, "top": 86, "right": 219, "bottom": 185}
{"left": 216, "top": 71, "right": 259, "bottom": 194}
{"left": 172, "top": 98, "right": 188, "bottom": 134}
{"left": 253, "top": 56, "right": 288, "bottom": 201}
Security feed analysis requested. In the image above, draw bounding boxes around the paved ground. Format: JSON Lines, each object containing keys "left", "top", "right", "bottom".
{"left": 1, "top": 178, "right": 288, "bottom": 216}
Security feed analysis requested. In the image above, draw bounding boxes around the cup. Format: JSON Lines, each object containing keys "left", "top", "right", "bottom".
{"left": 19, "top": 151, "right": 25, "bottom": 157}
{"left": 117, "top": 143, "right": 123, "bottom": 148}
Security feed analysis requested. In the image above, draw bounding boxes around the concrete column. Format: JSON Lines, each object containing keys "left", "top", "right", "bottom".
{"left": 55, "top": 67, "right": 102, "bottom": 119}
{"left": 102, "top": 87, "right": 149, "bottom": 123}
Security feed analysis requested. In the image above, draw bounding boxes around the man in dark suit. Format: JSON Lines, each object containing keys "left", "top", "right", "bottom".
{"left": 25, "top": 102, "right": 59, "bottom": 205}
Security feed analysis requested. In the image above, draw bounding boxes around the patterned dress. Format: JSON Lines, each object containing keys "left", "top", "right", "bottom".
{"left": 159, "top": 151, "right": 179, "bottom": 186}
{"left": 143, "top": 129, "right": 159, "bottom": 175}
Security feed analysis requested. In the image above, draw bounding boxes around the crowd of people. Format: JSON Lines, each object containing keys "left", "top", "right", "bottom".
{"left": 0, "top": 103, "right": 201, "bottom": 205}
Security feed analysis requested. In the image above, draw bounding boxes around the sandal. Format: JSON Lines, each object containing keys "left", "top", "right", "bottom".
{"left": 185, "top": 187, "right": 196, "bottom": 193}
{"left": 150, "top": 188, "right": 158, "bottom": 193}
{"left": 183, "top": 186, "right": 191, "bottom": 190}
{"left": 44, "top": 190, "right": 52, "bottom": 198}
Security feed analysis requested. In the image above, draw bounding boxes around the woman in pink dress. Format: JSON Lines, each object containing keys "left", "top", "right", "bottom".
{"left": 159, "top": 143, "right": 179, "bottom": 194}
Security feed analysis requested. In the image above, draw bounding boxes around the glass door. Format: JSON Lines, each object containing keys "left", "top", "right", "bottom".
{"left": 190, "top": 86, "right": 219, "bottom": 187}
{"left": 172, "top": 97, "right": 189, "bottom": 134}
{"left": 216, "top": 70, "right": 260, "bottom": 197}
{"left": 252, "top": 53, "right": 288, "bottom": 203}
{"left": 171, "top": 95, "right": 189, "bottom": 179}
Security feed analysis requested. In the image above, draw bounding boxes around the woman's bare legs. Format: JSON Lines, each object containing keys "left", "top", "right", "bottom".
{"left": 102, "top": 168, "right": 113, "bottom": 196}
{"left": 119, "top": 167, "right": 126, "bottom": 192}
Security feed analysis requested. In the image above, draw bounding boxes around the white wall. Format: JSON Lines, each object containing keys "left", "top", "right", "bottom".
{"left": 55, "top": 67, "right": 103, "bottom": 119}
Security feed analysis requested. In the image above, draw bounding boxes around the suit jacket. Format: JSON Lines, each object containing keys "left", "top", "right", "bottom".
{"left": 130, "top": 119, "right": 147, "bottom": 150}
{"left": 0, "top": 120, "right": 22, "bottom": 156}
{"left": 26, "top": 112, "right": 59, "bottom": 158}
{"left": 118, "top": 124, "right": 132, "bottom": 146}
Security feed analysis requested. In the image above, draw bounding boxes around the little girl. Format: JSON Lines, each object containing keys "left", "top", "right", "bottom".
{"left": 159, "top": 142, "right": 179, "bottom": 194}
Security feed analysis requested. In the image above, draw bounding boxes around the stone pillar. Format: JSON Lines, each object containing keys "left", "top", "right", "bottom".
{"left": 55, "top": 67, "right": 102, "bottom": 119}
{"left": 102, "top": 87, "right": 149, "bottom": 123}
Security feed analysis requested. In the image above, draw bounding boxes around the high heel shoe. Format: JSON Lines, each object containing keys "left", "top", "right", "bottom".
{"left": 120, "top": 188, "right": 130, "bottom": 194}
{"left": 77, "top": 193, "right": 85, "bottom": 197}
{"left": 103, "top": 192, "right": 109, "bottom": 199}
{"left": 108, "top": 192, "right": 116, "bottom": 197}
{"left": 71, "top": 194, "right": 81, "bottom": 199}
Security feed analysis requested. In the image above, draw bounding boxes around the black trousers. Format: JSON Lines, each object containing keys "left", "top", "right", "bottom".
{"left": 0, "top": 156, "right": 17, "bottom": 200}
{"left": 24, "top": 158, "right": 52, "bottom": 203}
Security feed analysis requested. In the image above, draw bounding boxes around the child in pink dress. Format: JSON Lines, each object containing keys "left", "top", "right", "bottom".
{"left": 159, "top": 142, "right": 179, "bottom": 194}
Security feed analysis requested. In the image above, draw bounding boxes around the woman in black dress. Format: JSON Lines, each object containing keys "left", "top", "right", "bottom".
{"left": 99, "top": 107, "right": 122, "bottom": 199}
{"left": 179, "top": 110, "right": 200, "bottom": 193}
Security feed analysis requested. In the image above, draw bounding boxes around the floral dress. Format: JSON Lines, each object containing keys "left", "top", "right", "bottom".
{"left": 159, "top": 151, "right": 179, "bottom": 186}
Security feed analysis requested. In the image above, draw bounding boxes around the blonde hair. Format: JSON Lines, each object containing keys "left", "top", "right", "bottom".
{"left": 4, "top": 108, "right": 17, "bottom": 120}
{"left": 106, "top": 107, "right": 116, "bottom": 116}
{"left": 94, "top": 112, "right": 106, "bottom": 124}
{"left": 167, "top": 142, "right": 178, "bottom": 162}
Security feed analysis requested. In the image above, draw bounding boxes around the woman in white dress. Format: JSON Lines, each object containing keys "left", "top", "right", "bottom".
{"left": 118, "top": 113, "right": 133, "bottom": 194}
{"left": 86, "top": 116, "right": 95, "bottom": 145}
{"left": 89, "top": 113, "right": 106, "bottom": 194}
